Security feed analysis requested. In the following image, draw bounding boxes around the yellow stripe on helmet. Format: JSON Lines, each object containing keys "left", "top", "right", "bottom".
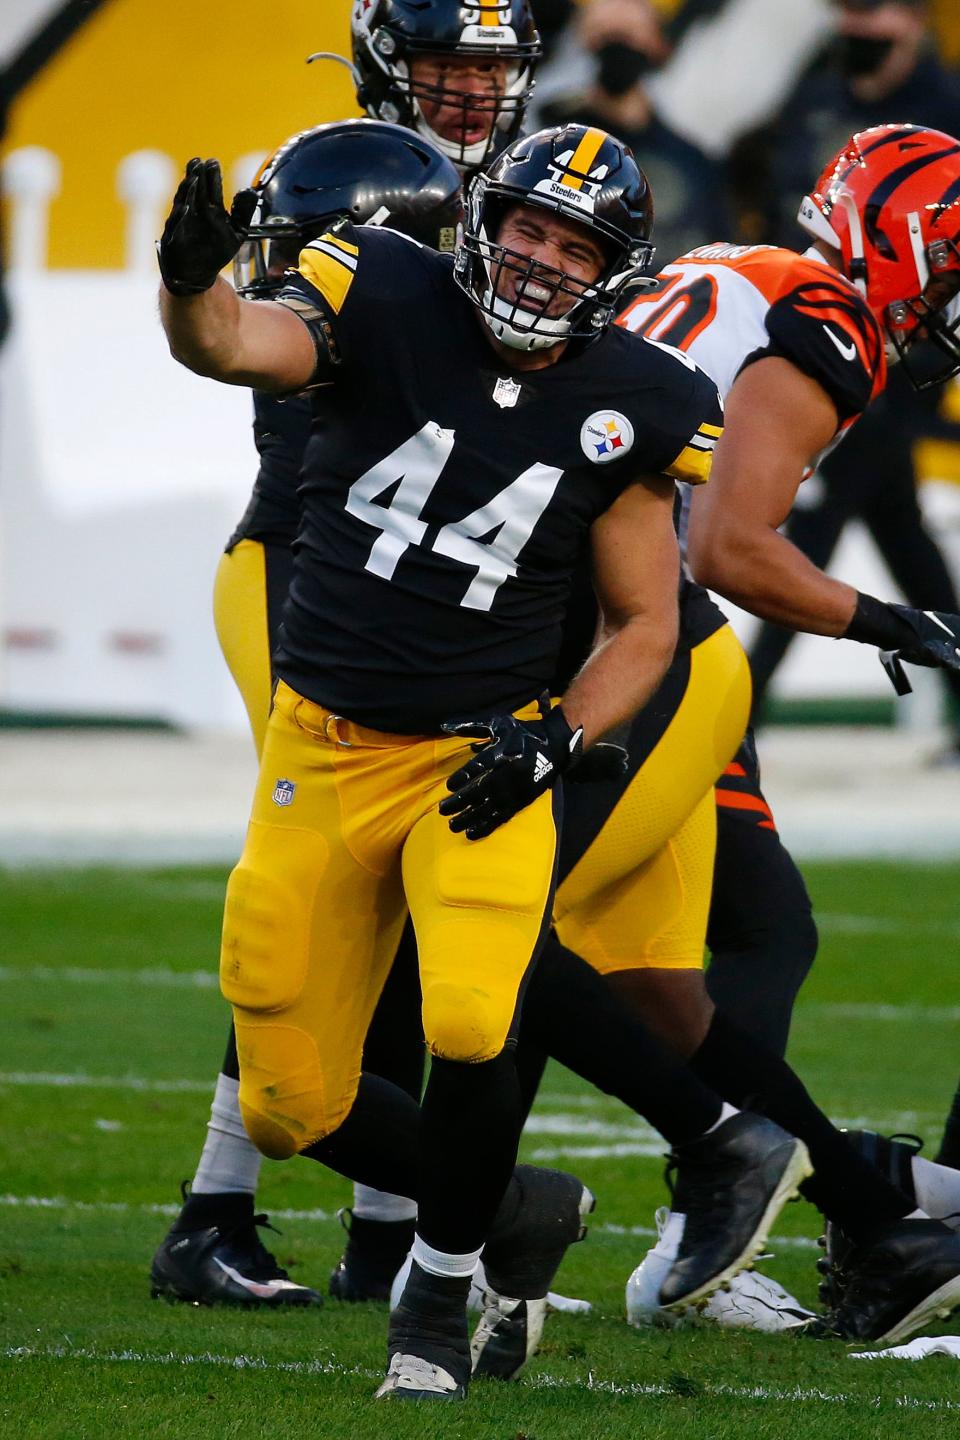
{"left": 560, "top": 127, "right": 608, "bottom": 190}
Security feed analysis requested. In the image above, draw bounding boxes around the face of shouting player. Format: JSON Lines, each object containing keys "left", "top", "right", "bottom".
{"left": 409, "top": 54, "right": 511, "bottom": 152}
{"left": 494, "top": 203, "right": 608, "bottom": 321}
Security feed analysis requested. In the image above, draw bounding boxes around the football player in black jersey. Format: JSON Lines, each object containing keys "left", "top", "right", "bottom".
{"left": 157, "top": 123, "right": 740, "bottom": 1399}
{"left": 151, "top": 0, "right": 546, "bottom": 1310}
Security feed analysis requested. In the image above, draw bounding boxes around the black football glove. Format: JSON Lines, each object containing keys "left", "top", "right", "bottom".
{"left": 844, "top": 593, "right": 960, "bottom": 696}
{"left": 880, "top": 606, "right": 960, "bottom": 696}
{"left": 439, "top": 707, "right": 627, "bottom": 841}
{"left": 157, "top": 158, "right": 258, "bottom": 297}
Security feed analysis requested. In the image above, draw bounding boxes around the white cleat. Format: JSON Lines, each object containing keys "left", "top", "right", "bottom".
{"left": 626, "top": 1207, "right": 685, "bottom": 1328}
{"left": 702, "top": 1270, "right": 817, "bottom": 1332}
{"left": 626, "top": 1209, "right": 814, "bottom": 1332}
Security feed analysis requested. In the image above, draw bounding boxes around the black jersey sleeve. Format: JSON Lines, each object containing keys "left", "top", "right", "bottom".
{"left": 636, "top": 353, "right": 725, "bottom": 487}
{"left": 273, "top": 224, "right": 425, "bottom": 382}
{"left": 746, "top": 276, "right": 884, "bottom": 422}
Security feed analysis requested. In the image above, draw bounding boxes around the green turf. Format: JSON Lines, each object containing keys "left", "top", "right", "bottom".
{"left": 2, "top": 862, "right": 959, "bottom": 1439}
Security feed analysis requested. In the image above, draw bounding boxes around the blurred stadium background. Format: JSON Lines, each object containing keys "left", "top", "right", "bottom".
{"left": 2, "top": 0, "right": 960, "bottom": 862}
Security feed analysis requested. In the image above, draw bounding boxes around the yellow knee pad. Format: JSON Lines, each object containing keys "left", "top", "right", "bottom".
{"left": 422, "top": 979, "right": 512, "bottom": 1063}
{"left": 220, "top": 822, "right": 327, "bottom": 1012}
{"left": 233, "top": 1020, "right": 358, "bottom": 1159}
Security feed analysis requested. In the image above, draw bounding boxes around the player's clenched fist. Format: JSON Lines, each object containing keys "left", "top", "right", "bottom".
{"left": 157, "top": 158, "right": 258, "bottom": 296}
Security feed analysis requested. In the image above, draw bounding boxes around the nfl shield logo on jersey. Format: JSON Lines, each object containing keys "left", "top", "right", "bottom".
{"left": 493, "top": 376, "right": 521, "bottom": 409}
{"left": 272, "top": 778, "right": 296, "bottom": 808}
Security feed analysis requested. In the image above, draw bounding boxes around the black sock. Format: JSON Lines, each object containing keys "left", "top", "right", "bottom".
{"left": 176, "top": 1188, "right": 253, "bottom": 1232}
{"left": 304, "top": 1071, "right": 422, "bottom": 1199}
{"left": 514, "top": 1041, "right": 548, "bottom": 1126}
{"left": 417, "top": 1052, "right": 522, "bottom": 1255}
{"left": 220, "top": 1024, "right": 240, "bottom": 1082}
{"left": 689, "top": 1010, "right": 911, "bottom": 1236}
{"left": 936, "top": 1077, "right": 960, "bottom": 1167}
{"left": 521, "top": 936, "right": 722, "bottom": 1145}
{"left": 706, "top": 805, "right": 818, "bottom": 1058}
{"left": 362, "top": 922, "right": 425, "bottom": 1102}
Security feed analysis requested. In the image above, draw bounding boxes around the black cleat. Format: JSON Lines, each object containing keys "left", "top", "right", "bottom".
{"left": 376, "top": 1261, "right": 471, "bottom": 1400}
{"left": 815, "top": 1217, "right": 960, "bottom": 1345}
{"left": 328, "top": 1209, "right": 416, "bottom": 1303}
{"left": 150, "top": 1187, "right": 322, "bottom": 1307}
{"left": 658, "top": 1112, "right": 812, "bottom": 1312}
{"left": 471, "top": 1165, "right": 594, "bottom": 1380}
{"left": 816, "top": 1130, "right": 923, "bottom": 1310}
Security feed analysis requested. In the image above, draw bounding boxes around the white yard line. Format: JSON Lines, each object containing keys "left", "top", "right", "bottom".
{"left": 0, "top": 1192, "right": 822, "bottom": 1250}
{"left": 3, "top": 964, "right": 958, "bottom": 1023}
{"left": 0, "top": 965, "right": 218, "bottom": 989}
{"left": 4, "top": 1343, "right": 958, "bottom": 1410}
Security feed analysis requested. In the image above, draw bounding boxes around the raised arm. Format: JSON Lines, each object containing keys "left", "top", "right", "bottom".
{"left": 157, "top": 159, "right": 318, "bottom": 393}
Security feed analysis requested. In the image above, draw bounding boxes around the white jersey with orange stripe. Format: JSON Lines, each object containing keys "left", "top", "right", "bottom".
{"left": 618, "top": 242, "right": 887, "bottom": 432}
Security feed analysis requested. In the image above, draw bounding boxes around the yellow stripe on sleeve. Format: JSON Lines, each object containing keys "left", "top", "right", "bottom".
{"left": 560, "top": 127, "right": 607, "bottom": 190}
{"left": 664, "top": 443, "right": 715, "bottom": 486}
{"left": 699, "top": 421, "right": 724, "bottom": 439}
{"left": 298, "top": 239, "right": 356, "bottom": 315}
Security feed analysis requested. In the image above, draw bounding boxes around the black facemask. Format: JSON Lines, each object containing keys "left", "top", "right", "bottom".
{"left": 834, "top": 33, "right": 896, "bottom": 76}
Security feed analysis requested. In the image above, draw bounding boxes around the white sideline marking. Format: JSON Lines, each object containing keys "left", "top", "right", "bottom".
{"left": 0, "top": 1194, "right": 336, "bottom": 1223}
{"left": 5, "top": 1344, "right": 959, "bottom": 1411}
{"left": 0, "top": 1192, "right": 819, "bottom": 1250}
{"left": 817, "top": 912, "right": 960, "bottom": 940}
{"left": 0, "top": 1072, "right": 213, "bottom": 1093}
{"left": 0, "top": 965, "right": 218, "bottom": 989}
{"left": 2, "top": 962, "right": 959, "bottom": 1024}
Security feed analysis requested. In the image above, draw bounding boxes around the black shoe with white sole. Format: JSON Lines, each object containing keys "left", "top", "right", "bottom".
{"left": 658, "top": 1112, "right": 812, "bottom": 1312}
{"left": 471, "top": 1165, "right": 594, "bottom": 1380}
{"left": 150, "top": 1188, "right": 322, "bottom": 1307}
{"left": 815, "top": 1217, "right": 960, "bottom": 1345}
{"left": 816, "top": 1130, "right": 924, "bottom": 1311}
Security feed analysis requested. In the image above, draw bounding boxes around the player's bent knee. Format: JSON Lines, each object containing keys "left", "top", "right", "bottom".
{"left": 233, "top": 1020, "right": 358, "bottom": 1159}
{"left": 422, "top": 981, "right": 510, "bottom": 1063}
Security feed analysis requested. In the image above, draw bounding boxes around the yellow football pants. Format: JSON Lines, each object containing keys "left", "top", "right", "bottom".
{"left": 554, "top": 622, "right": 751, "bottom": 973}
{"left": 219, "top": 680, "right": 559, "bottom": 1160}
{"left": 213, "top": 540, "right": 275, "bottom": 758}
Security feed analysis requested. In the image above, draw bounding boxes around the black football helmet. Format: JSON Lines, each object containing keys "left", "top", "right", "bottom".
{"left": 233, "top": 119, "right": 462, "bottom": 298}
{"left": 351, "top": 0, "right": 541, "bottom": 171}
{"left": 455, "top": 124, "right": 656, "bottom": 351}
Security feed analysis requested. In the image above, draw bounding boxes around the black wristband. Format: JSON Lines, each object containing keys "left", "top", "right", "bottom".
{"left": 842, "top": 592, "right": 919, "bottom": 651}
{"left": 542, "top": 705, "right": 584, "bottom": 773}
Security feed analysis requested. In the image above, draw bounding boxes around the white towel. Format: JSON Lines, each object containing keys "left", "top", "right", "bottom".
{"left": 849, "top": 1336, "right": 960, "bottom": 1361}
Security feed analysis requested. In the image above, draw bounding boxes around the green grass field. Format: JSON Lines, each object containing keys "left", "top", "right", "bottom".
{"left": 2, "top": 862, "right": 959, "bottom": 1439}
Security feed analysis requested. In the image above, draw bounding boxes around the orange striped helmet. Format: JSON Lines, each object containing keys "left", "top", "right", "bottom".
{"left": 798, "top": 124, "right": 960, "bottom": 387}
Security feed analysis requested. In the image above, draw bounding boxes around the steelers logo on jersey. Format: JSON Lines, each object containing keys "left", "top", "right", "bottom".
{"left": 580, "top": 410, "right": 635, "bottom": 465}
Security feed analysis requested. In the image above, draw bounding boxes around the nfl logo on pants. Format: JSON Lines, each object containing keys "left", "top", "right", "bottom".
{"left": 272, "top": 778, "right": 296, "bottom": 808}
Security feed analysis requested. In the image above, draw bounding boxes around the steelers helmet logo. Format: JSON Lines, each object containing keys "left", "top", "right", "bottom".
{"left": 580, "top": 411, "right": 635, "bottom": 465}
